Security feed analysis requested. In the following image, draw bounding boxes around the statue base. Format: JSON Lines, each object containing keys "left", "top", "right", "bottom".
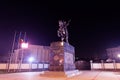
{"left": 49, "top": 41, "right": 75, "bottom": 71}
{"left": 40, "top": 70, "right": 81, "bottom": 77}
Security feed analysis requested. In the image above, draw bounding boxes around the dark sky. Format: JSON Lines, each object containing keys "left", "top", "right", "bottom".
{"left": 0, "top": 1, "right": 120, "bottom": 59}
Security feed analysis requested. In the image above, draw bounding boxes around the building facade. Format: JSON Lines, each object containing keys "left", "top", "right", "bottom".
{"left": 12, "top": 44, "right": 50, "bottom": 63}
{"left": 106, "top": 46, "right": 120, "bottom": 62}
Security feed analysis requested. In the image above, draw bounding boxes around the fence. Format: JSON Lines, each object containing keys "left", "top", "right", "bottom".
{"left": 90, "top": 60, "right": 120, "bottom": 70}
{"left": 0, "top": 63, "right": 49, "bottom": 72}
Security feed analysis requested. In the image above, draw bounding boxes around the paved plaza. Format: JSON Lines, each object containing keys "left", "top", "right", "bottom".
{"left": 0, "top": 70, "right": 120, "bottom": 80}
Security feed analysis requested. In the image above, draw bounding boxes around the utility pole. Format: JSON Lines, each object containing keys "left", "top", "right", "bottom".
{"left": 8, "top": 31, "right": 17, "bottom": 72}
{"left": 16, "top": 32, "right": 22, "bottom": 72}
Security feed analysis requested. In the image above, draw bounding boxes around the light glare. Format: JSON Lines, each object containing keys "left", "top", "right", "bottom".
{"left": 21, "top": 43, "right": 28, "bottom": 48}
{"left": 28, "top": 57, "right": 35, "bottom": 63}
{"left": 118, "top": 54, "right": 120, "bottom": 58}
{"left": 61, "top": 42, "right": 64, "bottom": 46}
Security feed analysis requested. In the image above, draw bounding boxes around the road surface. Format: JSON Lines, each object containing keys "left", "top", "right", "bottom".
{"left": 0, "top": 71, "right": 120, "bottom": 80}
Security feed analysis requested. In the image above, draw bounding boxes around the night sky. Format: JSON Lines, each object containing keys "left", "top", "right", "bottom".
{"left": 0, "top": 1, "right": 120, "bottom": 60}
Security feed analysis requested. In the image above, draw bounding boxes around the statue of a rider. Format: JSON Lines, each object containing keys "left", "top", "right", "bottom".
{"left": 57, "top": 20, "right": 71, "bottom": 43}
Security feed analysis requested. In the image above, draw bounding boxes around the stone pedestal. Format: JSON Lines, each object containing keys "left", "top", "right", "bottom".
{"left": 49, "top": 41, "right": 75, "bottom": 71}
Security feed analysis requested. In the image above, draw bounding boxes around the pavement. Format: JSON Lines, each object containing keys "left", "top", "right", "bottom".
{"left": 0, "top": 70, "right": 120, "bottom": 80}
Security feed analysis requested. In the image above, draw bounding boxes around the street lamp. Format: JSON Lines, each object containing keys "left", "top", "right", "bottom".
{"left": 117, "top": 54, "right": 120, "bottom": 58}
{"left": 28, "top": 57, "right": 35, "bottom": 71}
{"left": 117, "top": 54, "right": 120, "bottom": 62}
{"left": 28, "top": 57, "right": 35, "bottom": 63}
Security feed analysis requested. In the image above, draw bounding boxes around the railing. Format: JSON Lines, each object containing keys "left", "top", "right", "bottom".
{"left": 0, "top": 63, "right": 49, "bottom": 72}
{"left": 90, "top": 60, "right": 120, "bottom": 70}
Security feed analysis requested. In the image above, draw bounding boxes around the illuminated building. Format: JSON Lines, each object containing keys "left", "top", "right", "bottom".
{"left": 106, "top": 46, "right": 120, "bottom": 61}
{"left": 12, "top": 44, "right": 50, "bottom": 63}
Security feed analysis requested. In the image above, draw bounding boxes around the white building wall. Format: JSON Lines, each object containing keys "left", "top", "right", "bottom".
{"left": 13, "top": 44, "right": 50, "bottom": 63}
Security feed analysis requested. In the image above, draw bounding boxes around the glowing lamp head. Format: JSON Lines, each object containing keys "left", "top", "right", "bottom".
{"left": 118, "top": 54, "right": 120, "bottom": 58}
{"left": 21, "top": 43, "right": 28, "bottom": 48}
{"left": 28, "top": 57, "right": 35, "bottom": 63}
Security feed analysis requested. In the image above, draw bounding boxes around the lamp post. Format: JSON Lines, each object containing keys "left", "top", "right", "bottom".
{"left": 28, "top": 57, "right": 35, "bottom": 71}
{"left": 117, "top": 54, "right": 120, "bottom": 62}
{"left": 19, "top": 42, "right": 28, "bottom": 71}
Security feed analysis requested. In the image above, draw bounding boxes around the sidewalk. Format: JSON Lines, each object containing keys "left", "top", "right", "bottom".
{"left": 0, "top": 71, "right": 120, "bottom": 80}
{"left": 67, "top": 71, "right": 120, "bottom": 80}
